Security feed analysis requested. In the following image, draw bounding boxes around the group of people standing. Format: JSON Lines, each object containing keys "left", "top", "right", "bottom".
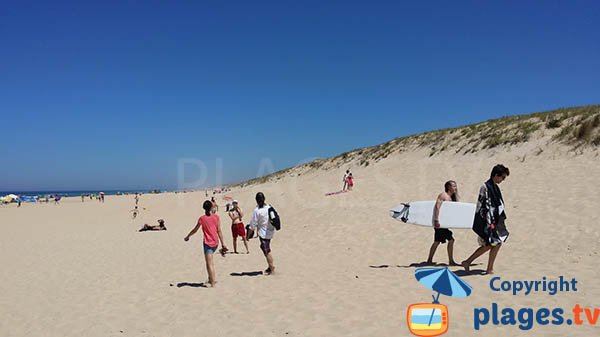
{"left": 81, "top": 192, "right": 104, "bottom": 202}
{"left": 184, "top": 192, "right": 277, "bottom": 287}
{"left": 426, "top": 164, "right": 510, "bottom": 274}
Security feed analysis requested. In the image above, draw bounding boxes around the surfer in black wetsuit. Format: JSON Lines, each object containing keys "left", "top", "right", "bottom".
{"left": 462, "top": 164, "right": 510, "bottom": 275}
{"left": 427, "top": 180, "right": 460, "bottom": 266}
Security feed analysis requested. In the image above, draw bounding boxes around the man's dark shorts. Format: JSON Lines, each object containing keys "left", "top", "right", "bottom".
{"left": 434, "top": 228, "right": 454, "bottom": 244}
{"left": 259, "top": 238, "right": 271, "bottom": 255}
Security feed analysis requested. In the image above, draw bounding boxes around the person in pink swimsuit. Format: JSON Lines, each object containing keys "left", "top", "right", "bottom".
{"left": 346, "top": 173, "right": 354, "bottom": 190}
{"left": 184, "top": 200, "right": 228, "bottom": 287}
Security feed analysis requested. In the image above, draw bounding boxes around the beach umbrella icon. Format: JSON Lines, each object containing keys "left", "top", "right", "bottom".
{"left": 415, "top": 267, "right": 472, "bottom": 303}
{"left": 413, "top": 268, "right": 472, "bottom": 330}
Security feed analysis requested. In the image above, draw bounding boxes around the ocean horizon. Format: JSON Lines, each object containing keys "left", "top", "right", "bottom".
{"left": 0, "top": 189, "right": 166, "bottom": 197}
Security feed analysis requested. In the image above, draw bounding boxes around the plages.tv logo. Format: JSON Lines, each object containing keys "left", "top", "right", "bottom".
{"left": 407, "top": 268, "right": 472, "bottom": 337}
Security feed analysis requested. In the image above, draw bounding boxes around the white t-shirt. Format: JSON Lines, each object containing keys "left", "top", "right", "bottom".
{"left": 248, "top": 204, "right": 275, "bottom": 239}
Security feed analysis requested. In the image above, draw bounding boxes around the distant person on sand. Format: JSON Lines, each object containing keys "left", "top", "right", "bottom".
{"left": 462, "top": 164, "right": 510, "bottom": 275}
{"left": 131, "top": 206, "right": 139, "bottom": 219}
{"left": 139, "top": 219, "right": 167, "bottom": 232}
{"left": 228, "top": 200, "right": 249, "bottom": 254}
{"left": 248, "top": 192, "right": 276, "bottom": 275}
{"left": 346, "top": 173, "right": 354, "bottom": 191}
{"left": 211, "top": 197, "right": 218, "bottom": 214}
{"left": 81, "top": 194, "right": 85, "bottom": 202}
{"left": 427, "top": 180, "right": 460, "bottom": 266}
{"left": 135, "top": 193, "right": 139, "bottom": 205}
{"left": 184, "top": 200, "right": 228, "bottom": 287}
{"left": 342, "top": 169, "right": 351, "bottom": 191}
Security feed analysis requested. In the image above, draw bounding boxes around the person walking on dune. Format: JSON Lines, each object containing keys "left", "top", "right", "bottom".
{"left": 342, "top": 169, "right": 351, "bottom": 191}
{"left": 427, "top": 180, "right": 460, "bottom": 266}
{"left": 346, "top": 173, "right": 354, "bottom": 191}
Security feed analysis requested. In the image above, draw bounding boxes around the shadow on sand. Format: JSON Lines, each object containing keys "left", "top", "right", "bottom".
{"left": 453, "top": 269, "right": 488, "bottom": 277}
{"left": 230, "top": 271, "right": 263, "bottom": 277}
{"left": 369, "top": 261, "right": 450, "bottom": 269}
{"left": 176, "top": 282, "right": 208, "bottom": 288}
{"left": 370, "top": 261, "right": 483, "bottom": 273}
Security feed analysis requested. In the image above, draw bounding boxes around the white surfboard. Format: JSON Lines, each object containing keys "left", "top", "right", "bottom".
{"left": 390, "top": 201, "right": 476, "bottom": 229}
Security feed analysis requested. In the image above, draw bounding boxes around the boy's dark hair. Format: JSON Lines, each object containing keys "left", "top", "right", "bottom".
{"left": 255, "top": 192, "right": 266, "bottom": 208}
{"left": 203, "top": 200, "right": 213, "bottom": 216}
{"left": 490, "top": 164, "right": 510, "bottom": 179}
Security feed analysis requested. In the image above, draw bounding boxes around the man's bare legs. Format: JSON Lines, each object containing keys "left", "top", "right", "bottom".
{"left": 486, "top": 245, "right": 501, "bottom": 274}
{"left": 427, "top": 240, "right": 458, "bottom": 265}
{"left": 447, "top": 239, "right": 459, "bottom": 266}
{"left": 233, "top": 236, "right": 250, "bottom": 254}
{"left": 265, "top": 252, "right": 275, "bottom": 275}
{"left": 242, "top": 236, "right": 249, "bottom": 254}
{"left": 427, "top": 242, "right": 440, "bottom": 264}
{"left": 461, "top": 245, "right": 492, "bottom": 271}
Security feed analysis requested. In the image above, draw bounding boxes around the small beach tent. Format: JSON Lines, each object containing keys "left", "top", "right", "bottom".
{"left": 20, "top": 196, "right": 38, "bottom": 203}
{"left": 1, "top": 194, "right": 20, "bottom": 203}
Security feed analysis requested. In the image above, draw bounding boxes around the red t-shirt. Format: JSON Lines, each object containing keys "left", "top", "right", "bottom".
{"left": 198, "top": 214, "right": 220, "bottom": 247}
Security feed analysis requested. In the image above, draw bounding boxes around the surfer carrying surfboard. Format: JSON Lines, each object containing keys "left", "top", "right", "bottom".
{"left": 462, "top": 164, "right": 510, "bottom": 275}
{"left": 427, "top": 180, "right": 460, "bottom": 266}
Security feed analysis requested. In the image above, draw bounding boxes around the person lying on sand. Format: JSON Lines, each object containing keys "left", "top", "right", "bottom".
{"left": 139, "top": 219, "right": 167, "bottom": 232}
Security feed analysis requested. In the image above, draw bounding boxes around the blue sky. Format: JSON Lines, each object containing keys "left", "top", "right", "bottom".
{"left": 1, "top": 0, "right": 599, "bottom": 191}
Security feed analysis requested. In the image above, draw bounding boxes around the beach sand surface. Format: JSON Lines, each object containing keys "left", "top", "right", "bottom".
{"left": 1, "top": 145, "right": 599, "bottom": 336}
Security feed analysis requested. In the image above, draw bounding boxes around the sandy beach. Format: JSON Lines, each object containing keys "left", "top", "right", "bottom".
{"left": 1, "top": 141, "right": 599, "bottom": 337}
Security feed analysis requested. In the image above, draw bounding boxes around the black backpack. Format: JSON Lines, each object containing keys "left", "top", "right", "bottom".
{"left": 268, "top": 206, "right": 281, "bottom": 231}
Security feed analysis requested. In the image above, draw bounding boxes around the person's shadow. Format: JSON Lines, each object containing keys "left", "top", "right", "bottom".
{"left": 176, "top": 282, "right": 208, "bottom": 288}
{"left": 230, "top": 271, "right": 263, "bottom": 277}
{"left": 369, "top": 261, "right": 442, "bottom": 269}
{"left": 453, "top": 269, "right": 487, "bottom": 277}
{"left": 370, "top": 261, "right": 483, "bottom": 272}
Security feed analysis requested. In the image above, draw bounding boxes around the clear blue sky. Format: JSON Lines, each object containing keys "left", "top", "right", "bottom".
{"left": 2, "top": 0, "right": 599, "bottom": 191}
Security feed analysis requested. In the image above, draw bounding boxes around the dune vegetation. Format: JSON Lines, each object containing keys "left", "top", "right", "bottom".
{"left": 235, "top": 105, "right": 600, "bottom": 187}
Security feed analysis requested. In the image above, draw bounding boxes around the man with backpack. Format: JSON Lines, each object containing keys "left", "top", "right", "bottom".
{"left": 248, "top": 192, "right": 279, "bottom": 275}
